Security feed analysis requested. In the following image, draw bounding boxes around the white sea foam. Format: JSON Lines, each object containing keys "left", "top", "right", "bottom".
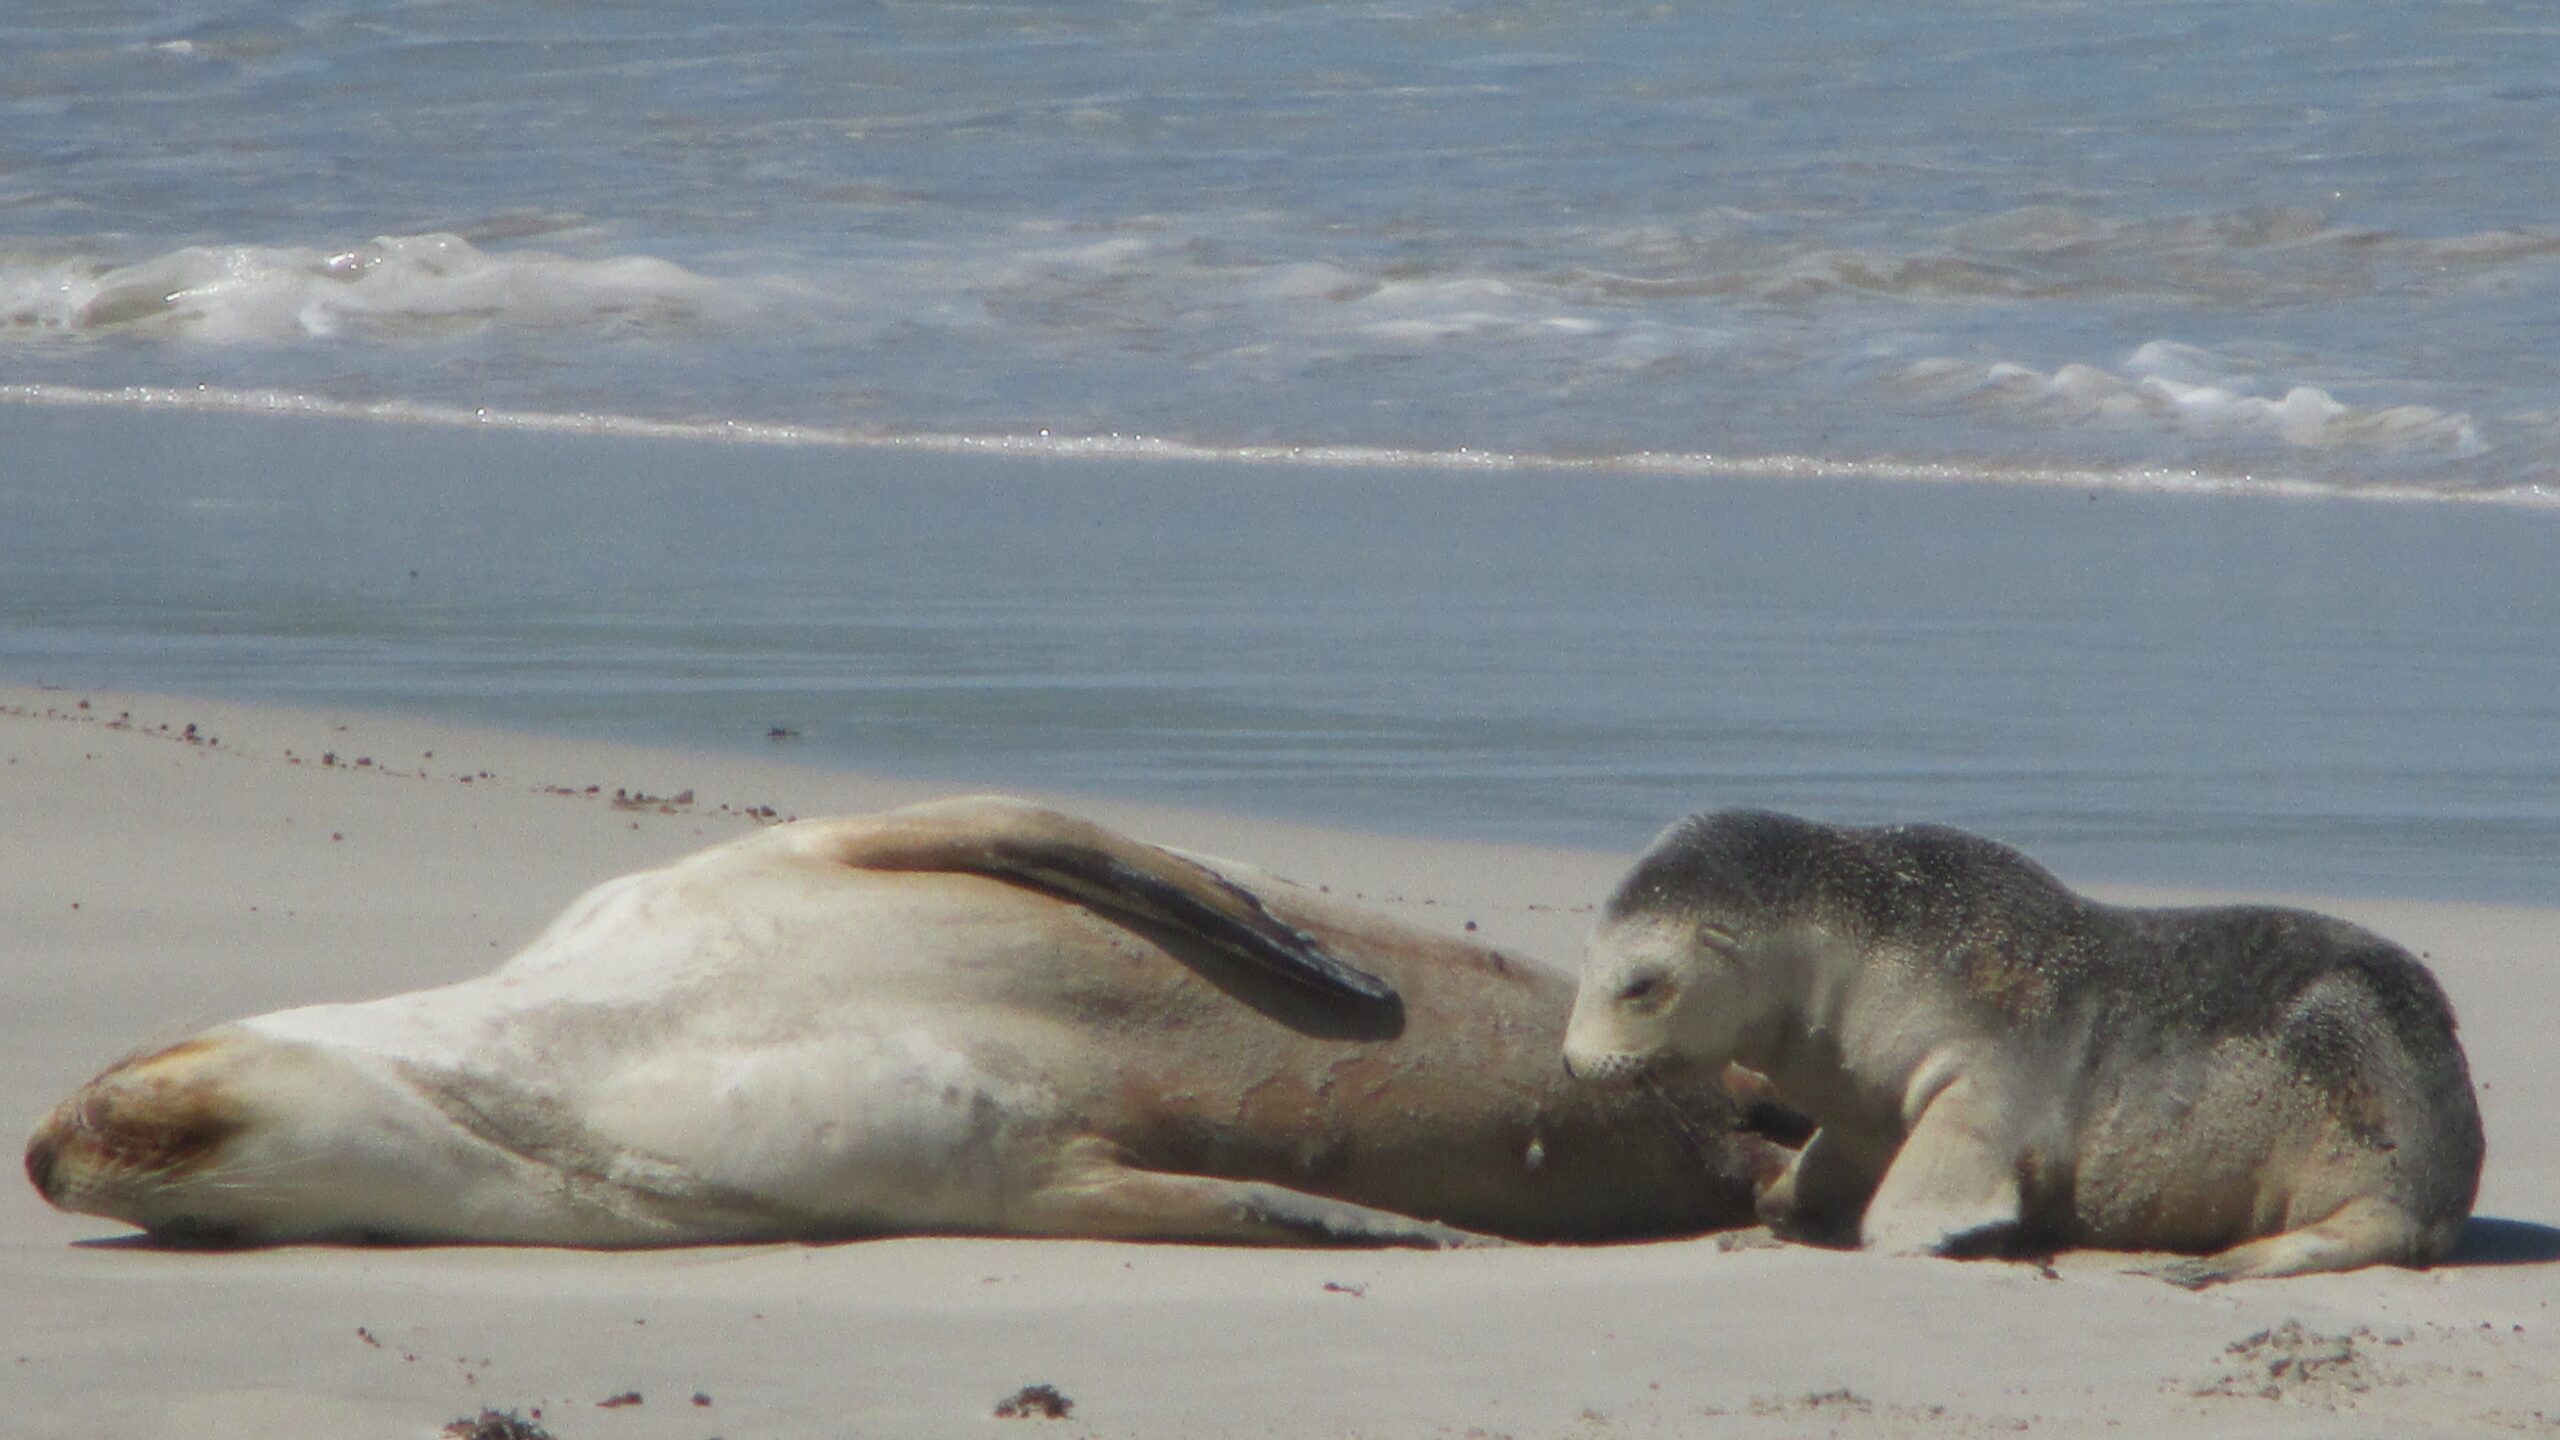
{"left": 1904, "top": 343, "right": 2489, "bottom": 459}
{"left": 0, "top": 235, "right": 739, "bottom": 343}
{"left": 5, "top": 379, "right": 2550, "bottom": 509}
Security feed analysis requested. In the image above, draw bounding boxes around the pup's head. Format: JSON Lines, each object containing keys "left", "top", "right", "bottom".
{"left": 1562, "top": 810, "right": 1825, "bottom": 1084}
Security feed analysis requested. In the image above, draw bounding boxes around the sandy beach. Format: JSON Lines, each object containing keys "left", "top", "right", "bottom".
{"left": 5, "top": 681, "right": 2554, "bottom": 1440}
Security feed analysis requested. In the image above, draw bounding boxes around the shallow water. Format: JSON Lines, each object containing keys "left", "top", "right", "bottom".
{"left": 7, "top": 406, "right": 2555, "bottom": 903}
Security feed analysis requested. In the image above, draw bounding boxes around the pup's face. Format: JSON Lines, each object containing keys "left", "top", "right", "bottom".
{"left": 1562, "top": 809, "right": 1830, "bottom": 1087}
{"left": 1562, "top": 906, "right": 1768, "bottom": 1084}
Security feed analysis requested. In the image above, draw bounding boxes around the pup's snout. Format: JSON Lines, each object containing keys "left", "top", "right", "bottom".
{"left": 1560, "top": 1048, "right": 1653, "bottom": 1086}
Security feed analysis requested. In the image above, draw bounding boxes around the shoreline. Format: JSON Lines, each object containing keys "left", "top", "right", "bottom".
{"left": 13, "top": 399, "right": 2557, "bottom": 907}
{"left": 5, "top": 683, "right": 2554, "bottom": 1438}
{"left": 8, "top": 675, "right": 2547, "bottom": 912}
{"left": 14, "top": 379, "right": 2555, "bottom": 509}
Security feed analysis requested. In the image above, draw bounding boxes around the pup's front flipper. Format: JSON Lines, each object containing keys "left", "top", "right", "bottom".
{"left": 1757, "top": 1124, "right": 1890, "bottom": 1247}
{"left": 1859, "top": 1074, "right": 2026, "bottom": 1259}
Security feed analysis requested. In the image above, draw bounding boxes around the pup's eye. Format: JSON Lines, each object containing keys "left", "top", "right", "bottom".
{"left": 1697, "top": 923, "right": 1742, "bottom": 957}
{"left": 1616, "top": 970, "right": 1676, "bottom": 1013}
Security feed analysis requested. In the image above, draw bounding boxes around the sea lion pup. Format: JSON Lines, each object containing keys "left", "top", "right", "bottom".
{"left": 28, "top": 796, "right": 1779, "bottom": 1249}
{"left": 1561, "top": 809, "right": 2483, "bottom": 1287}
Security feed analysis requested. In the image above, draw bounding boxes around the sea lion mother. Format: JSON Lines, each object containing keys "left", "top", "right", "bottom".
{"left": 29, "top": 797, "right": 1774, "bottom": 1248}
{"left": 1562, "top": 809, "right": 2482, "bottom": 1286}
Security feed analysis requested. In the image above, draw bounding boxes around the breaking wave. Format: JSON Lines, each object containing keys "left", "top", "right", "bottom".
{"left": 1904, "top": 342, "right": 2489, "bottom": 459}
{"left": 0, "top": 233, "right": 740, "bottom": 343}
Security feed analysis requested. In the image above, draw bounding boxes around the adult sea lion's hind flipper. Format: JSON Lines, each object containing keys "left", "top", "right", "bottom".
{"left": 819, "top": 796, "right": 1400, "bottom": 1010}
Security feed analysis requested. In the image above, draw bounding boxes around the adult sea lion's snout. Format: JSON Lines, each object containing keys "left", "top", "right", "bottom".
{"left": 26, "top": 1037, "right": 254, "bottom": 1235}
{"left": 26, "top": 1026, "right": 543, "bottom": 1246}
{"left": 23, "top": 1122, "right": 62, "bottom": 1205}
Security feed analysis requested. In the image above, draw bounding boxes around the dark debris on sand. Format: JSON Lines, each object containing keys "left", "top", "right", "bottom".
{"left": 994, "top": 1383, "right": 1075, "bottom": 1420}
{"left": 442, "top": 1409, "right": 555, "bottom": 1440}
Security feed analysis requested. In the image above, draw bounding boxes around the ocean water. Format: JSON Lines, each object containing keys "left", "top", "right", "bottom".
{"left": 3, "top": 3, "right": 2558, "bottom": 901}
{"left": 7, "top": 0, "right": 2559, "bottom": 495}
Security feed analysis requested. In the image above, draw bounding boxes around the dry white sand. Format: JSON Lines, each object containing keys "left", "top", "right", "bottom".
{"left": 5, "top": 683, "right": 2554, "bottom": 1439}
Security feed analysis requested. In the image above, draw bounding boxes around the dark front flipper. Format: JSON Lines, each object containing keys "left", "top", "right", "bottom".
{"left": 822, "top": 796, "right": 1399, "bottom": 1013}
